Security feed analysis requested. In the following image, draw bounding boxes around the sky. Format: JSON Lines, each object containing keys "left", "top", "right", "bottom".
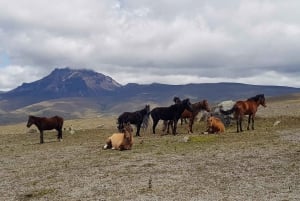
{"left": 0, "top": 0, "right": 300, "bottom": 91}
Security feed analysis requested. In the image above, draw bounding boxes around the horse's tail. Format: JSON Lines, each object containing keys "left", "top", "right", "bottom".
{"left": 220, "top": 106, "right": 236, "bottom": 115}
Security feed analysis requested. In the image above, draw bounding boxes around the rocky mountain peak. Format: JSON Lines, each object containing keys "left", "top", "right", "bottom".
{"left": 7, "top": 67, "right": 122, "bottom": 98}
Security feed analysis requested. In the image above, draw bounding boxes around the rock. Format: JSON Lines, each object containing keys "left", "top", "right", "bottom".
{"left": 273, "top": 120, "right": 281, "bottom": 126}
{"left": 183, "top": 136, "right": 190, "bottom": 143}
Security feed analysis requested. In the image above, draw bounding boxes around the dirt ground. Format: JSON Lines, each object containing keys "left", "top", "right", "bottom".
{"left": 0, "top": 100, "right": 300, "bottom": 201}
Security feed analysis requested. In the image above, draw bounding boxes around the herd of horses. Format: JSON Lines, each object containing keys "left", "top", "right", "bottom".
{"left": 26, "top": 94, "right": 267, "bottom": 148}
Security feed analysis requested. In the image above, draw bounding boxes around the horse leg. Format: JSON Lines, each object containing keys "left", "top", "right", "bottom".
{"left": 103, "top": 139, "right": 112, "bottom": 149}
{"left": 167, "top": 121, "right": 173, "bottom": 134}
{"left": 189, "top": 117, "right": 194, "bottom": 133}
{"left": 239, "top": 117, "right": 243, "bottom": 132}
{"left": 251, "top": 115, "right": 255, "bottom": 130}
{"left": 136, "top": 124, "right": 141, "bottom": 137}
{"left": 162, "top": 121, "right": 167, "bottom": 132}
{"left": 39, "top": 130, "right": 44, "bottom": 144}
{"left": 247, "top": 115, "right": 251, "bottom": 130}
{"left": 152, "top": 119, "right": 159, "bottom": 134}
{"left": 58, "top": 129, "right": 63, "bottom": 141}
{"left": 172, "top": 120, "right": 178, "bottom": 135}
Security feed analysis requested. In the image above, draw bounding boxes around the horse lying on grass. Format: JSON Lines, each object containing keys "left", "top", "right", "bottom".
{"left": 206, "top": 116, "right": 225, "bottom": 134}
{"left": 26, "top": 115, "right": 64, "bottom": 144}
{"left": 103, "top": 123, "right": 133, "bottom": 151}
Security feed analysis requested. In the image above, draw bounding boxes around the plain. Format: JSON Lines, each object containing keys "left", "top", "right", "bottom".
{"left": 0, "top": 96, "right": 300, "bottom": 201}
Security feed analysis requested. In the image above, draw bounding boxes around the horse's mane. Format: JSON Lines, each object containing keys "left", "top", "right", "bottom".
{"left": 141, "top": 105, "right": 150, "bottom": 129}
{"left": 247, "top": 94, "right": 265, "bottom": 102}
{"left": 193, "top": 100, "right": 209, "bottom": 111}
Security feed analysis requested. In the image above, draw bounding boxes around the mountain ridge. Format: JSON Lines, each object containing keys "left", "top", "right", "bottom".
{"left": 0, "top": 67, "right": 300, "bottom": 124}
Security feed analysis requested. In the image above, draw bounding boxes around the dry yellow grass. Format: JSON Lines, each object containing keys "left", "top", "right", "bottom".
{"left": 0, "top": 99, "right": 300, "bottom": 200}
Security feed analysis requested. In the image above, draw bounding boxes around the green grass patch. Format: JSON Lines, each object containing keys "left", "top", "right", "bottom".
{"left": 189, "top": 135, "right": 218, "bottom": 143}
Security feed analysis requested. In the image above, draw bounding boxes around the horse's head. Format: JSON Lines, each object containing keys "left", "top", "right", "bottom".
{"left": 123, "top": 122, "right": 133, "bottom": 138}
{"left": 145, "top": 104, "right": 150, "bottom": 114}
{"left": 202, "top": 100, "right": 211, "bottom": 112}
{"left": 26, "top": 115, "right": 34, "bottom": 128}
{"left": 258, "top": 94, "right": 267, "bottom": 107}
{"left": 173, "top": 96, "right": 181, "bottom": 104}
{"left": 207, "top": 116, "right": 214, "bottom": 127}
{"left": 183, "top": 98, "right": 193, "bottom": 112}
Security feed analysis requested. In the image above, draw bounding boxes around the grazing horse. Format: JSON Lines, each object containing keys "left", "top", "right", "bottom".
{"left": 103, "top": 123, "right": 133, "bottom": 151}
{"left": 117, "top": 105, "right": 150, "bottom": 137}
{"left": 206, "top": 116, "right": 225, "bottom": 134}
{"left": 220, "top": 94, "right": 266, "bottom": 133}
{"left": 26, "top": 115, "right": 64, "bottom": 144}
{"left": 180, "top": 100, "right": 210, "bottom": 133}
{"left": 151, "top": 98, "right": 193, "bottom": 135}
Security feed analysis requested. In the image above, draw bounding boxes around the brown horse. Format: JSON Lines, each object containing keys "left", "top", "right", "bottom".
{"left": 26, "top": 115, "right": 64, "bottom": 144}
{"left": 181, "top": 99, "right": 210, "bottom": 133}
{"left": 220, "top": 94, "right": 266, "bottom": 133}
{"left": 206, "top": 116, "right": 225, "bottom": 134}
{"left": 103, "top": 123, "right": 133, "bottom": 151}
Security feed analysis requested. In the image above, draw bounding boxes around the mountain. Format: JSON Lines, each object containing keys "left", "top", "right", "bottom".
{"left": 0, "top": 67, "right": 300, "bottom": 124}
{"left": 0, "top": 68, "right": 121, "bottom": 111}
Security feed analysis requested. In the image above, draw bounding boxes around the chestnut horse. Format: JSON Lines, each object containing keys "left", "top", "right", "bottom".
{"left": 206, "top": 116, "right": 225, "bottom": 134}
{"left": 103, "top": 123, "right": 133, "bottom": 151}
{"left": 181, "top": 99, "right": 210, "bottom": 133}
{"left": 151, "top": 98, "right": 193, "bottom": 135}
{"left": 26, "top": 115, "right": 64, "bottom": 144}
{"left": 220, "top": 94, "right": 266, "bottom": 133}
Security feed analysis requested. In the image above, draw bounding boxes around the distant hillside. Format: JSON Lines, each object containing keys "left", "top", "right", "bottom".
{"left": 112, "top": 82, "right": 300, "bottom": 106}
{"left": 0, "top": 67, "right": 300, "bottom": 124}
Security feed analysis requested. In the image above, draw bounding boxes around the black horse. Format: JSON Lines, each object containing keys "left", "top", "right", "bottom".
{"left": 26, "top": 115, "right": 64, "bottom": 144}
{"left": 117, "top": 105, "right": 150, "bottom": 137}
{"left": 151, "top": 98, "right": 193, "bottom": 135}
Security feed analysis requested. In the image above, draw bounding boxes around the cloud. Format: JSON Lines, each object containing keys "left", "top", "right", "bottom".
{"left": 0, "top": 0, "right": 300, "bottom": 90}
{"left": 0, "top": 65, "right": 47, "bottom": 91}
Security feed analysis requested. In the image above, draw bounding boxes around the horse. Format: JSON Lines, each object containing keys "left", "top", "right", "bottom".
{"left": 173, "top": 96, "right": 189, "bottom": 125}
{"left": 162, "top": 96, "right": 183, "bottom": 133}
{"left": 180, "top": 99, "right": 210, "bottom": 133}
{"left": 26, "top": 115, "right": 64, "bottom": 144}
{"left": 206, "top": 116, "right": 225, "bottom": 134}
{"left": 151, "top": 98, "right": 193, "bottom": 135}
{"left": 220, "top": 94, "right": 266, "bottom": 133}
{"left": 103, "top": 122, "right": 133, "bottom": 151}
{"left": 117, "top": 105, "right": 150, "bottom": 137}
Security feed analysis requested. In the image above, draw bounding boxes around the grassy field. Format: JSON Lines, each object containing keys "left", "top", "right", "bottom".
{"left": 0, "top": 100, "right": 300, "bottom": 201}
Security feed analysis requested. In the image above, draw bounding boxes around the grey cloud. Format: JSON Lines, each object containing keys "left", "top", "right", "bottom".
{"left": 0, "top": 0, "right": 300, "bottom": 90}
